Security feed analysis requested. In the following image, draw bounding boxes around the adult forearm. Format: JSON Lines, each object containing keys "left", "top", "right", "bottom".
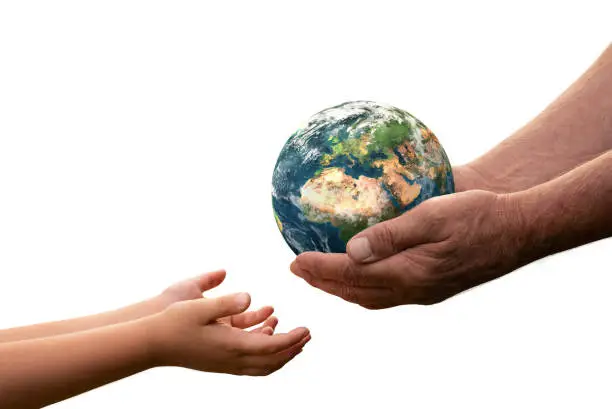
{"left": 0, "top": 296, "right": 166, "bottom": 343}
{"left": 0, "top": 318, "right": 153, "bottom": 409}
{"left": 459, "top": 44, "right": 612, "bottom": 193}
{"left": 510, "top": 150, "right": 612, "bottom": 265}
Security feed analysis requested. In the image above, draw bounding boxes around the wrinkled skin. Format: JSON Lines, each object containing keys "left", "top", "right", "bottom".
{"left": 291, "top": 189, "right": 526, "bottom": 309}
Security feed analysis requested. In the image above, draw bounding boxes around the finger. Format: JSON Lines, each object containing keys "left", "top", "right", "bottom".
{"left": 260, "top": 316, "right": 278, "bottom": 332}
{"left": 265, "top": 316, "right": 279, "bottom": 331}
{"left": 230, "top": 306, "right": 274, "bottom": 329}
{"left": 346, "top": 205, "right": 431, "bottom": 263}
{"left": 256, "top": 326, "right": 274, "bottom": 335}
{"left": 236, "top": 327, "right": 310, "bottom": 356}
{"left": 194, "top": 292, "right": 251, "bottom": 323}
{"left": 291, "top": 252, "right": 382, "bottom": 287}
{"left": 300, "top": 272, "right": 395, "bottom": 308}
{"left": 241, "top": 333, "right": 311, "bottom": 376}
{"left": 194, "top": 269, "right": 227, "bottom": 292}
{"left": 250, "top": 316, "right": 279, "bottom": 334}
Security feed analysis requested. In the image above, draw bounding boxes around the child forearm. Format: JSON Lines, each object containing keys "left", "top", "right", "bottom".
{"left": 0, "top": 291, "right": 311, "bottom": 409}
{"left": 0, "top": 271, "right": 229, "bottom": 343}
{"left": 0, "top": 318, "right": 154, "bottom": 409}
{"left": 0, "top": 296, "right": 167, "bottom": 343}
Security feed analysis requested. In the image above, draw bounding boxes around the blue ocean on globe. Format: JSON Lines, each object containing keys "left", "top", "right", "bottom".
{"left": 272, "top": 101, "right": 454, "bottom": 255}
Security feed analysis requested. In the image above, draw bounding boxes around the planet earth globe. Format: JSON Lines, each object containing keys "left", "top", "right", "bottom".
{"left": 272, "top": 101, "right": 454, "bottom": 255}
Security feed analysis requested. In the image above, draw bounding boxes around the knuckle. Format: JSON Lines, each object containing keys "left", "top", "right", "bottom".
{"left": 373, "top": 223, "right": 397, "bottom": 254}
{"left": 340, "top": 261, "right": 357, "bottom": 284}
{"left": 339, "top": 286, "right": 358, "bottom": 303}
{"left": 419, "top": 202, "right": 446, "bottom": 233}
{"left": 406, "top": 256, "right": 440, "bottom": 284}
{"left": 261, "top": 364, "right": 277, "bottom": 375}
{"left": 436, "top": 239, "right": 460, "bottom": 259}
{"left": 341, "top": 261, "right": 369, "bottom": 287}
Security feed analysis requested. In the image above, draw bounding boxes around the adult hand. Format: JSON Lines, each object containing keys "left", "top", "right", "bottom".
{"left": 290, "top": 190, "right": 525, "bottom": 309}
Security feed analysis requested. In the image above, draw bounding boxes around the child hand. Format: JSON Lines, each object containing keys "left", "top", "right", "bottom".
{"left": 159, "top": 270, "right": 278, "bottom": 335}
{"left": 146, "top": 293, "right": 311, "bottom": 376}
{"left": 159, "top": 270, "right": 228, "bottom": 304}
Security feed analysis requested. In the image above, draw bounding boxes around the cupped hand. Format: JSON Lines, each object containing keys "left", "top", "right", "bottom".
{"left": 159, "top": 270, "right": 278, "bottom": 334}
{"left": 147, "top": 293, "right": 311, "bottom": 376}
{"left": 290, "top": 190, "right": 526, "bottom": 309}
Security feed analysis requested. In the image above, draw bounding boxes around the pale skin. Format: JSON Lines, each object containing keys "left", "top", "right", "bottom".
{"left": 290, "top": 43, "right": 612, "bottom": 308}
{"left": 0, "top": 270, "right": 311, "bottom": 408}
{"left": 0, "top": 270, "right": 278, "bottom": 343}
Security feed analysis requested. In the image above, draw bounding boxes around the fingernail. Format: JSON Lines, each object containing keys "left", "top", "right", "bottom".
{"left": 235, "top": 292, "right": 250, "bottom": 307}
{"left": 347, "top": 237, "right": 372, "bottom": 261}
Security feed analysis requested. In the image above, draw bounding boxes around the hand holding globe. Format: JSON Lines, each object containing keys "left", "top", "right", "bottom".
{"left": 275, "top": 101, "right": 527, "bottom": 308}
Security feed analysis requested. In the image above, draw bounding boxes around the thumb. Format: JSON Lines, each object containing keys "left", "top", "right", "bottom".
{"left": 346, "top": 207, "right": 429, "bottom": 263}
{"left": 194, "top": 292, "right": 251, "bottom": 323}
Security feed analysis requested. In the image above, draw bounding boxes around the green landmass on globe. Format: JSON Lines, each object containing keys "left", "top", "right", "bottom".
{"left": 272, "top": 101, "right": 454, "bottom": 255}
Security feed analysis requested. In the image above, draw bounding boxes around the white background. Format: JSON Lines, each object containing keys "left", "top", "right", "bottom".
{"left": 0, "top": 1, "right": 610, "bottom": 408}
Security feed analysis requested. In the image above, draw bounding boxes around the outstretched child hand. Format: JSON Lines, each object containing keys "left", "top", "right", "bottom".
{"left": 159, "top": 270, "right": 279, "bottom": 335}
{"left": 0, "top": 270, "right": 310, "bottom": 408}
{"left": 147, "top": 292, "right": 310, "bottom": 376}
{"left": 0, "top": 269, "right": 277, "bottom": 343}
